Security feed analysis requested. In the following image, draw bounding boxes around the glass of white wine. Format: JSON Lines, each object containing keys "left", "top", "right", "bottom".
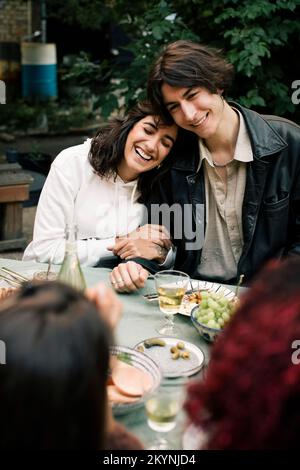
{"left": 154, "top": 270, "right": 190, "bottom": 336}
{"left": 145, "top": 380, "right": 185, "bottom": 450}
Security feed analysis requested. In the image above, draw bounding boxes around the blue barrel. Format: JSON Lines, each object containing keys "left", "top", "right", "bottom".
{"left": 21, "top": 43, "right": 57, "bottom": 99}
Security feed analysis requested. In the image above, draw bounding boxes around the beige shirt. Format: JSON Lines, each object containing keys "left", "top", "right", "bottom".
{"left": 197, "top": 109, "right": 253, "bottom": 281}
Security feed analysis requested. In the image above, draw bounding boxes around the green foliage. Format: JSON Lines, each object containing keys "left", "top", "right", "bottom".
{"left": 106, "top": 0, "right": 300, "bottom": 119}
{"left": 47, "top": 0, "right": 111, "bottom": 30}
{"left": 94, "top": 0, "right": 200, "bottom": 117}
{"left": 0, "top": 101, "right": 92, "bottom": 133}
{"left": 207, "top": 0, "right": 300, "bottom": 117}
{"left": 56, "top": 0, "right": 300, "bottom": 121}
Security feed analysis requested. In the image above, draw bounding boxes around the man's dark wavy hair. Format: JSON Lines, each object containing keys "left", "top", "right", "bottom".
{"left": 185, "top": 257, "right": 300, "bottom": 449}
{"left": 89, "top": 101, "right": 182, "bottom": 203}
{"left": 147, "top": 40, "right": 234, "bottom": 121}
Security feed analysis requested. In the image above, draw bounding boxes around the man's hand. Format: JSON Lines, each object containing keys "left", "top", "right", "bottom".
{"left": 110, "top": 261, "right": 149, "bottom": 292}
{"left": 126, "top": 224, "right": 172, "bottom": 248}
{"left": 109, "top": 237, "right": 168, "bottom": 263}
{"left": 107, "top": 223, "right": 171, "bottom": 263}
{"left": 85, "top": 282, "right": 122, "bottom": 330}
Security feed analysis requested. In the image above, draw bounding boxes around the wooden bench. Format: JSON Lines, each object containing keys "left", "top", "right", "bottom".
{"left": 0, "top": 163, "right": 33, "bottom": 251}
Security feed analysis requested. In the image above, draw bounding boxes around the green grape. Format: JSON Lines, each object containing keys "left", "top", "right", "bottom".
{"left": 196, "top": 291, "right": 237, "bottom": 330}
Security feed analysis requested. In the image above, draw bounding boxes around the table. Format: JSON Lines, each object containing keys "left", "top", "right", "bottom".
{"left": 0, "top": 257, "right": 246, "bottom": 449}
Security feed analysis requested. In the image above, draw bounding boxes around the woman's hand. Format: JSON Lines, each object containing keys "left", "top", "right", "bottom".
{"left": 110, "top": 261, "right": 149, "bottom": 292}
{"left": 85, "top": 282, "right": 122, "bottom": 330}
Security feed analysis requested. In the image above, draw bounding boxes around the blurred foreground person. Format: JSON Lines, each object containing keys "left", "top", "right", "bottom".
{"left": 0, "top": 281, "right": 143, "bottom": 450}
{"left": 185, "top": 258, "right": 300, "bottom": 449}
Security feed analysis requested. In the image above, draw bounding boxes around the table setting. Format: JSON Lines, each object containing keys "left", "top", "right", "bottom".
{"left": 0, "top": 257, "right": 247, "bottom": 449}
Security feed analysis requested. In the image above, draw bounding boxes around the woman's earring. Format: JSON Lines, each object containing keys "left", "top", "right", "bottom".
{"left": 157, "top": 164, "right": 161, "bottom": 169}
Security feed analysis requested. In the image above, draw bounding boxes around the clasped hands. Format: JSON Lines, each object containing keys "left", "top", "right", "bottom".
{"left": 107, "top": 224, "right": 172, "bottom": 263}
{"left": 108, "top": 224, "right": 172, "bottom": 293}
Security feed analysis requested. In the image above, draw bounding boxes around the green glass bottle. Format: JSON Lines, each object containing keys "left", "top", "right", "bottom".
{"left": 58, "top": 224, "right": 86, "bottom": 291}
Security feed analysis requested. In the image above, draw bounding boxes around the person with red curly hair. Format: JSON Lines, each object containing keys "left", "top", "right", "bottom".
{"left": 185, "top": 257, "right": 300, "bottom": 449}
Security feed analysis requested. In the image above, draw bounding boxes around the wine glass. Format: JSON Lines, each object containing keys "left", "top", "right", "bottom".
{"left": 145, "top": 380, "right": 185, "bottom": 450}
{"left": 154, "top": 270, "right": 190, "bottom": 337}
{"left": 33, "top": 270, "right": 57, "bottom": 281}
{"left": 33, "top": 253, "right": 57, "bottom": 281}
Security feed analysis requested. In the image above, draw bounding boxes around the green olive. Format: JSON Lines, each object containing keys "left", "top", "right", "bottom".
{"left": 181, "top": 351, "right": 190, "bottom": 359}
{"left": 171, "top": 351, "right": 180, "bottom": 360}
{"left": 144, "top": 338, "right": 166, "bottom": 348}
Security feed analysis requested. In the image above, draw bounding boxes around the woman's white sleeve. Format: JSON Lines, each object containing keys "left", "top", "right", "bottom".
{"left": 23, "top": 164, "right": 115, "bottom": 266}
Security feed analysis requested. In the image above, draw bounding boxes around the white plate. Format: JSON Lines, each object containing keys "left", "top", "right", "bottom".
{"left": 134, "top": 337, "right": 205, "bottom": 378}
{"left": 179, "top": 280, "right": 236, "bottom": 316}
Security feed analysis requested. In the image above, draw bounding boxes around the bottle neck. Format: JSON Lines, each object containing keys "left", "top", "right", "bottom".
{"left": 65, "top": 224, "right": 78, "bottom": 253}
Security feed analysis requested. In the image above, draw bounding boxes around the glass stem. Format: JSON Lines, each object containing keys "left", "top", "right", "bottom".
{"left": 155, "top": 432, "right": 169, "bottom": 449}
{"left": 165, "top": 313, "right": 174, "bottom": 328}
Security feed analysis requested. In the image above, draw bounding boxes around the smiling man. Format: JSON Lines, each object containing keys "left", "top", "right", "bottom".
{"left": 143, "top": 40, "right": 300, "bottom": 285}
{"left": 110, "top": 40, "right": 300, "bottom": 291}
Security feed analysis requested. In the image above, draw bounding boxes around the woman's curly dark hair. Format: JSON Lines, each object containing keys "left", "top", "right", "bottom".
{"left": 88, "top": 101, "right": 182, "bottom": 203}
{"left": 185, "top": 258, "right": 300, "bottom": 450}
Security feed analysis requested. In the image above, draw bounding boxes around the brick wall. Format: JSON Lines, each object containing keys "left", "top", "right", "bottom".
{"left": 0, "top": 0, "right": 31, "bottom": 42}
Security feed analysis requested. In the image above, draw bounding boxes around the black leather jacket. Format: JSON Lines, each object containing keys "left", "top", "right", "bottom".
{"left": 146, "top": 102, "right": 300, "bottom": 284}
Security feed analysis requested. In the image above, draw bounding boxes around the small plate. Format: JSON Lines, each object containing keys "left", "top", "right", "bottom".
{"left": 134, "top": 337, "right": 205, "bottom": 378}
{"left": 109, "top": 346, "right": 162, "bottom": 416}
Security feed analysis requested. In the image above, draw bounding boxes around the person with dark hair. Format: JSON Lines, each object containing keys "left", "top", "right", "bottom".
{"left": 115, "top": 40, "right": 300, "bottom": 290}
{"left": 0, "top": 280, "right": 143, "bottom": 450}
{"left": 23, "top": 102, "right": 178, "bottom": 276}
{"left": 184, "top": 257, "right": 300, "bottom": 449}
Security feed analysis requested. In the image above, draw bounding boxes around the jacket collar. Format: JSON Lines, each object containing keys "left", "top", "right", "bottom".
{"left": 230, "top": 102, "right": 288, "bottom": 158}
{"left": 172, "top": 102, "right": 288, "bottom": 172}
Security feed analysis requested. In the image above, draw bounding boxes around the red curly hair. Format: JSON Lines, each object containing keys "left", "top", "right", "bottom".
{"left": 185, "top": 258, "right": 300, "bottom": 449}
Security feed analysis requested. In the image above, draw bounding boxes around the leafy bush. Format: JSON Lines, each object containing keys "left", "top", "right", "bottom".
{"left": 210, "top": 0, "right": 300, "bottom": 117}
{"left": 58, "top": 0, "right": 300, "bottom": 121}
{"left": 17, "top": 0, "right": 300, "bottom": 122}
{"left": 64, "top": 1, "right": 200, "bottom": 118}
{"left": 0, "top": 100, "right": 92, "bottom": 133}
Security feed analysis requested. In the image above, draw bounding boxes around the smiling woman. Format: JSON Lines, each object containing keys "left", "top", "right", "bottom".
{"left": 119, "top": 116, "right": 177, "bottom": 181}
{"left": 23, "top": 102, "right": 179, "bottom": 269}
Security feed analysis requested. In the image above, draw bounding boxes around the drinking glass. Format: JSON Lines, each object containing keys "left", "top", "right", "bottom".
{"left": 145, "top": 380, "right": 185, "bottom": 450}
{"left": 33, "top": 271, "right": 57, "bottom": 281}
{"left": 154, "top": 270, "right": 190, "bottom": 336}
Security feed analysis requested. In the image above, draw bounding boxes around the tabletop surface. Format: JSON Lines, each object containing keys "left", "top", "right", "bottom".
{"left": 0, "top": 257, "right": 246, "bottom": 450}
